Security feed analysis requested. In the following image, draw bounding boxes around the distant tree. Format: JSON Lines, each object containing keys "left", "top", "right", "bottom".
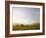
{"left": 21, "top": 24, "right": 24, "bottom": 27}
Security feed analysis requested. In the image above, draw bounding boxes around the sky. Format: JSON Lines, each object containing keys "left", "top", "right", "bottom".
{"left": 13, "top": 7, "right": 40, "bottom": 24}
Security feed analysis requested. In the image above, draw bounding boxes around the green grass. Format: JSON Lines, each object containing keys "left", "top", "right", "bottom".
{"left": 13, "top": 23, "right": 40, "bottom": 31}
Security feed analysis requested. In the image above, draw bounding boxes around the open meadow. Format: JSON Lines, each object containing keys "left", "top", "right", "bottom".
{"left": 13, "top": 23, "right": 40, "bottom": 31}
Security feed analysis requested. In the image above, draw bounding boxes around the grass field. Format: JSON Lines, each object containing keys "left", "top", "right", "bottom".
{"left": 13, "top": 23, "right": 40, "bottom": 31}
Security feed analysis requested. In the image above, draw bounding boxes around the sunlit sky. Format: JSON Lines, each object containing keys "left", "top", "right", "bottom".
{"left": 13, "top": 7, "right": 40, "bottom": 24}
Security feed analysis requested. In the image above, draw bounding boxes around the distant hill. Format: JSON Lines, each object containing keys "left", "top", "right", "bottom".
{"left": 13, "top": 23, "right": 40, "bottom": 26}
